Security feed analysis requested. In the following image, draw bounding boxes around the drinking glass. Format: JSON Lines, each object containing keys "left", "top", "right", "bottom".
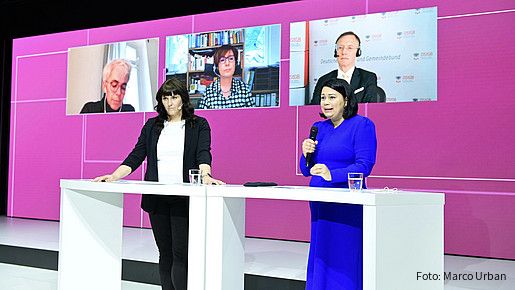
{"left": 348, "top": 172, "right": 363, "bottom": 191}
{"left": 189, "top": 169, "right": 202, "bottom": 185}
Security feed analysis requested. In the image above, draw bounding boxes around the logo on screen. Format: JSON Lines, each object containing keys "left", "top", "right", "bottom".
{"left": 396, "top": 30, "right": 416, "bottom": 39}
{"left": 365, "top": 34, "right": 382, "bottom": 42}
{"left": 313, "top": 39, "right": 328, "bottom": 47}
{"left": 291, "top": 37, "right": 302, "bottom": 43}
{"left": 413, "top": 51, "right": 433, "bottom": 60}
{"left": 322, "top": 19, "right": 339, "bottom": 26}
{"left": 402, "top": 74, "right": 415, "bottom": 82}
{"left": 421, "top": 51, "right": 433, "bottom": 58}
{"left": 290, "top": 74, "right": 300, "bottom": 80}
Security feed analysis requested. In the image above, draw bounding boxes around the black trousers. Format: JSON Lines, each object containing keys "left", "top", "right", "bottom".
{"left": 149, "top": 197, "right": 189, "bottom": 290}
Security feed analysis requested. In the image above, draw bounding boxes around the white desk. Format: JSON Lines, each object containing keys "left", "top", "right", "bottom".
{"left": 204, "top": 185, "right": 445, "bottom": 290}
{"left": 58, "top": 179, "right": 207, "bottom": 290}
{"left": 59, "top": 180, "right": 444, "bottom": 290}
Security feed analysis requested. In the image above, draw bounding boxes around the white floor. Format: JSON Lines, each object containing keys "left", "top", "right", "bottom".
{"left": 1, "top": 216, "right": 514, "bottom": 289}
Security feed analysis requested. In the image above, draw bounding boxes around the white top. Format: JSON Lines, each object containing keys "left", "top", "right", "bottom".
{"left": 157, "top": 120, "right": 185, "bottom": 183}
{"left": 338, "top": 66, "right": 355, "bottom": 84}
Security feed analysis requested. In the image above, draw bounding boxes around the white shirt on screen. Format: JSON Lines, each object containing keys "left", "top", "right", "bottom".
{"left": 338, "top": 66, "right": 355, "bottom": 84}
{"left": 157, "top": 120, "right": 185, "bottom": 184}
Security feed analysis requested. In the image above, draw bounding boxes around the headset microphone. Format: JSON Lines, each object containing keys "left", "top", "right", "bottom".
{"left": 305, "top": 126, "right": 319, "bottom": 168}
{"left": 334, "top": 45, "right": 362, "bottom": 57}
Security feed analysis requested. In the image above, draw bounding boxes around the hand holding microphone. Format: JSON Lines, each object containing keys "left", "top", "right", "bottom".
{"left": 303, "top": 126, "right": 318, "bottom": 167}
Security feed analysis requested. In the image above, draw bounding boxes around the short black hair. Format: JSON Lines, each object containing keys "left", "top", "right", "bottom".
{"left": 335, "top": 31, "right": 361, "bottom": 46}
{"left": 319, "top": 78, "right": 358, "bottom": 120}
{"left": 154, "top": 77, "right": 196, "bottom": 131}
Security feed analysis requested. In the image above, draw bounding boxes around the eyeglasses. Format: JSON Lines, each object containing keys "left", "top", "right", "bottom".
{"left": 219, "top": 55, "right": 236, "bottom": 64}
{"left": 335, "top": 45, "right": 359, "bottom": 52}
{"left": 107, "top": 80, "right": 127, "bottom": 93}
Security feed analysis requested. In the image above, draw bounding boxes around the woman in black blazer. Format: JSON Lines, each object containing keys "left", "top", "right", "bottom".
{"left": 94, "top": 77, "right": 224, "bottom": 290}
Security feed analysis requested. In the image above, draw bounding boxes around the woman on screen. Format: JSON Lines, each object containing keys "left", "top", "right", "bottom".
{"left": 299, "top": 78, "right": 377, "bottom": 290}
{"left": 198, "top": 45, "right": 255, "bottom": 109}
{"left": 93, "top": 77, "right": 224, "bottom": 290}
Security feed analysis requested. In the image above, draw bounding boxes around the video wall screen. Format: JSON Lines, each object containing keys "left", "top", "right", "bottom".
{"left": 165, "top": 24, "right": 281, "bottom": 110}
{"left": 66, "top": 38, "right": 159, "bottom": 115}
{"left": 289, "top": 7, "right": 437, "bottom": 106}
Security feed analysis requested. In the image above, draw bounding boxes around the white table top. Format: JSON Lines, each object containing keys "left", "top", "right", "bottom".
{"left": 207, "top": 184, "right": 444, "bottom": 206}
{"left": 61, "top": 179, "right": 444, "bottom": 206}
{"left": 60, "top": 179, "right": 206, "bottom": 197}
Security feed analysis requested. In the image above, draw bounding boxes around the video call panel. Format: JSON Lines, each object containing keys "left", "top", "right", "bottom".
{"left": 289, "top": 7, "right": 437, "bottom": 106}
{"left": 165, "top": 24, "right": 281, "bottom": 110}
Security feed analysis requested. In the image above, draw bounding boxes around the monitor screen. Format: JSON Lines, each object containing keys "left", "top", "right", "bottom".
{"left": 66, "top": 38, "right": 159, "bottom": 115}
{"left": 165, "top": 24, "right": 281, "bottom": 110}
{"left": 289, "top": 7, "right": 437, "bottom": 106}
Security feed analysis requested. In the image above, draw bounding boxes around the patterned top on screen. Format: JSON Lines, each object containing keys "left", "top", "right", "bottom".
{"left": 198, "top": 78, "right": 255, "bottom": 109}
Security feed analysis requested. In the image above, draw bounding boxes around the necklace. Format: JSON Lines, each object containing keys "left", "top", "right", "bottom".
{"left": 221, "top": 89, "right": 231, "bottom": 94}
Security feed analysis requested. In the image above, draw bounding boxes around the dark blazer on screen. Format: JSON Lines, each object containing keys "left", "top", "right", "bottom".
{"left": 310, "top": 68, "right": 382, "bottom": 104}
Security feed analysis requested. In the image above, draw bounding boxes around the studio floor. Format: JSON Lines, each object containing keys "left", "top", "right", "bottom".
{"left": 0, "top": 216, "right": 513, "bottom": 290}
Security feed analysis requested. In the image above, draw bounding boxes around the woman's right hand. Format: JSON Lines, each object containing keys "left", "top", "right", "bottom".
{"left": 302, "top": 139, "right": 318, "bottom": 157}
{"left": 92, "top": 174, "right": 119, "bottom": 182}
{"left": 92, "top": 165, "right": 131, "bottom": 182}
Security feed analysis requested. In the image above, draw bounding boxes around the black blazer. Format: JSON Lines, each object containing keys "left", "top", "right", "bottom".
{"left": 310, "top": 68, "right": 382, "bottom": 104}
{"left": 121, "top": 116, "right": 212, "bottom": 213}
{"left": 80, "top": 97, "right": 135, "bottom": 113}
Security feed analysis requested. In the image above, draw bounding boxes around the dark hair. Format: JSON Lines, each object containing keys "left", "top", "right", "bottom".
{"left": 154, "top": 77, "right": 195, "bottom": 132}
{"left": 335, "top": 31, "right": 361, "bottom": 46}
{"left": 318, "top": 78, "right": 358, "bottom": 120}
{"left": 213, "top": 45, "right": 238, "bottom": 65}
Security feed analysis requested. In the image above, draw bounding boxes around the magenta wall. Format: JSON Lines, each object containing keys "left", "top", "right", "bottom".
{"left": 8, "top": 0, "right": 515, "bottom": 259}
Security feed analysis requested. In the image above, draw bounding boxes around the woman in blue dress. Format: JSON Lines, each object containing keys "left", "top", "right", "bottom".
{"left": 300, "top": 78, "right": 377, "bottom": 290}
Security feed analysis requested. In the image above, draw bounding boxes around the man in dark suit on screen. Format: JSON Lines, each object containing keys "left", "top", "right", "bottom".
{"left": 310, "top": 31, "right": 384, "bottom": 104}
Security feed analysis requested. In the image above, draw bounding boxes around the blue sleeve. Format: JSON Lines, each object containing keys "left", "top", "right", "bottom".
{"left": 299, "top": 122, "right": 321, "bottom": 177}
{"left": 330, "top": 118, "right": 377, "bottom": 183}
{"left": 299, "top": 154, "right": 311, "bottom": 177}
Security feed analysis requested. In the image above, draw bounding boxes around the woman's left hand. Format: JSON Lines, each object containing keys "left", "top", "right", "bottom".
{"left": 203, "top": 175, "right": 226, "bottom": 185}
{"left": 310, "top": 164, "right": 332, "bottom": 181}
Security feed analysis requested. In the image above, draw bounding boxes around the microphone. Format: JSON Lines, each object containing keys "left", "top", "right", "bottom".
{"left": 306, "top": 126, "right": 318, "bottom": 167}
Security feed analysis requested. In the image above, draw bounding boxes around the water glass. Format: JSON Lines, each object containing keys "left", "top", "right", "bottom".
{"left": 189, "top": 169, "right": 202, "bottom": 185}
{"left": 348, "top": 172, "right": 363, "bottom": 191}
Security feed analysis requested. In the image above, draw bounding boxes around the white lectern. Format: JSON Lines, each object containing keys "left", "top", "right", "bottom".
{"left": 204, "top": 185, "right": 445, "bottom": 290}
{"left": 58, "top": 179, "right": 207, "bottom": 290}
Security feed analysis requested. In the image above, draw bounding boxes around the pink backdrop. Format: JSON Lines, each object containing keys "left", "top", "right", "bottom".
{"left": 8, "top": 0, "right": 515, "bottom": 259}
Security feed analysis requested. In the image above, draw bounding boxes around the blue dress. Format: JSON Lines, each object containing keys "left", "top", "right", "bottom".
{"left": 299, "top": 115, "right": 377, "bottom": 290}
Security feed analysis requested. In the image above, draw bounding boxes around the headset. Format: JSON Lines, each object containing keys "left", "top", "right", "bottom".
{"left": 333, "top": 31, "right": 362, "bottom": 58}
